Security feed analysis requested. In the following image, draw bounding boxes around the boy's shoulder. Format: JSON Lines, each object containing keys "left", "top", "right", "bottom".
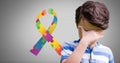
{"left": 62, "top": 39, "right": 79, "bottom": 48}
{"left": 95, "top": 43, "right": 113, "bottom": 54}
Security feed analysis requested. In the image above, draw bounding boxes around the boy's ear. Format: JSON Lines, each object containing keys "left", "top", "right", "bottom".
{"left": 78, "top": 18, "right": 83, "bottom": 28}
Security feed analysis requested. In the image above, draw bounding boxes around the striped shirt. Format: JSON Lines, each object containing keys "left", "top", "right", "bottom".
{"left": 61, "top": 39, "right": 114, "bottom": 63}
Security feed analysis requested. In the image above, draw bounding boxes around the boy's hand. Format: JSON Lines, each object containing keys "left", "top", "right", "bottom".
{"left": 78, "top": 26, "right": 103, "bottom": 46}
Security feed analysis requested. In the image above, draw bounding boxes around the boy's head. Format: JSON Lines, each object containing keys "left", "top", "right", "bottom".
{"left": 75, "top": 1, "right": 109, "bottom": 30}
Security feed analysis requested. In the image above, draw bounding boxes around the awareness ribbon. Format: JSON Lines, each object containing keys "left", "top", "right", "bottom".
{"left": 30, "top": 8, "right": 62, "bottom": 56}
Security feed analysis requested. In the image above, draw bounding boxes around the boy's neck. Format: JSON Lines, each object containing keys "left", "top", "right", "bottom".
{"left": 89, "top": 41, "right": 96, "bottom": 49}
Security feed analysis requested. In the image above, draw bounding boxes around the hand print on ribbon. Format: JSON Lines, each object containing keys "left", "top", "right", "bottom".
{"left": 30, "top": 8, "right": 62, "bottom": 56}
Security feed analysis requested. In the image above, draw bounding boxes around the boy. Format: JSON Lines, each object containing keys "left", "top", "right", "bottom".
{"left": 60, "top": 1, "right": 114, "bottom": 63}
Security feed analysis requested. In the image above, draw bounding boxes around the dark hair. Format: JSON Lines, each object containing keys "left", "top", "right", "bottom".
{"left": 75, "top": 1, "right": 109, "bottom": 30}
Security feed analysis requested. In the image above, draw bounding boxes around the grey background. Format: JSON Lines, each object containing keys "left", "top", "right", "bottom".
{"left": 0, "top": 0, "right": 120, "bottom": 63}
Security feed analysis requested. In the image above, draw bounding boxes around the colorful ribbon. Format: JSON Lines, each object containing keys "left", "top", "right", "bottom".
{"left": 30, "top": 8, "right": 62, "bottom": 56}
